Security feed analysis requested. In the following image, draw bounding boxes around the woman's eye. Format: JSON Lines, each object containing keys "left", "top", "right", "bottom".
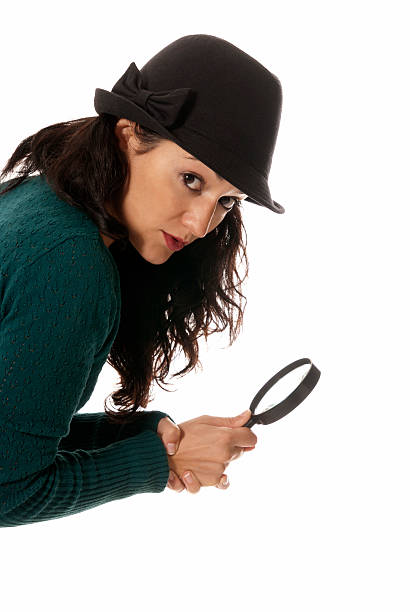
{"left": 218, "top": 196, "right": 241, "bottom": 211}
{"left": 182, "top": 173, "right": 240, "bottom": 212}
{"left": 182, "top": 172, "right": 202, "bottom": 191}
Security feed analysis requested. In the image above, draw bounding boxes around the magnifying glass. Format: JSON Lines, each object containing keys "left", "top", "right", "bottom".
{"left": 243, "top": 358, "right": 321, "bottom": 428}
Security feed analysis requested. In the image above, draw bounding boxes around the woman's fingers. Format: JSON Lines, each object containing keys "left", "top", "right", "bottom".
{"left": 182, "top": 471, "right": 202, "bottom": 494}
{"left": 169, "top": 469, "right": 232, "bottom": 494}
{"left": 169, "top": 447, "right": 254, "bottom": 493}
{"left": 216, "top": 474, "right": 230, "bottom": 489}
{"left": 230, "top": 445, "right": 255, "bottom": 460}
{"left": 167, "top": 470, "right": 185, "bottom": 492}
{"left": 182, "top": 471, "right": 230, "bottom": 492}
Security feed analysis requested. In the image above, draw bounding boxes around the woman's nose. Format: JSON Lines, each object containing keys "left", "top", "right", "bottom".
{"left": 181, "top": 197, "right": 218, "bottom": 239}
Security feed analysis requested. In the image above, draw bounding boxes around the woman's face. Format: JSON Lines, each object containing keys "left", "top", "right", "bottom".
{"left": 101, "top": 119, "right": 247, "bottom": 265}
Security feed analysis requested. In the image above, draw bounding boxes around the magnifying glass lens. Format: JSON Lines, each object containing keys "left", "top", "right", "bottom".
{"left": 254, "top": 363, "right": 312, "bottom": 416}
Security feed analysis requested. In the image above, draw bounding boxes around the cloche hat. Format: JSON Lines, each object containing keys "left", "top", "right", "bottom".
{"left": 94, "top": 33, "right": 285, "bottom": 214}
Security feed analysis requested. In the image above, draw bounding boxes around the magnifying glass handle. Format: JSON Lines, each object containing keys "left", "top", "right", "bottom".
{"left": 243, "top": 415, "right": 258, "bottom": 429}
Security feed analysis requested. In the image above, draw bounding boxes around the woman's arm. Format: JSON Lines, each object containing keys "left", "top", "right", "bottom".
{"left": 0, "top": 235, "right": 171, "bottom": 527}
{"left": 58, "top": 410, "right": 176, "bottom": 452}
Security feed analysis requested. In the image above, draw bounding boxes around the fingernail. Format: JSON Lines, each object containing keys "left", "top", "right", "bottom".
{"left": 184, "top": 472, "right": 193, "bottom": 483}
{"left": 167, "top": 443, "right": 176, "bottom": 455}
{"left": 222, "top": 476, "right": 229, "bottom": 486}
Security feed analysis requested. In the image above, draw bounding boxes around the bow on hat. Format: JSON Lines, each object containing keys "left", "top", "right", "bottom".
{"left": 111, "top": 62, "right": 195, "bottom": 129}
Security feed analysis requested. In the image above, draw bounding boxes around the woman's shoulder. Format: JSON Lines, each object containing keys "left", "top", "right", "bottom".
{"left": 0, "top": 175, "right": 121, "bottom": 333}
{"left": 1, "top": 174, "right": 99, "bottom": 246}
{"left": 0, "top": 174, "right": 116, "bottom": 281}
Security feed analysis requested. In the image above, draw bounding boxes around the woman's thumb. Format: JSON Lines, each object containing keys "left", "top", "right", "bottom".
{"left": 224, "top": 409, "right": 252, "bottom": 428}
{"left": 239, "top": 409, "right": 251, "bottom": 416}
{"left": 197, "top": 409, "right": 252, "bottom": 428}
{"left": 165, "top": 424, "right": 181, "bottom": 455}
{"left": 157, "top": 417, "right": 181, "bottom": 455}
{"left": 233, "top": 409, "right": 252, "bottom": 422}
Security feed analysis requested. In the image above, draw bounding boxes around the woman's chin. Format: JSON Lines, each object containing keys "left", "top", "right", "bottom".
{"left": 132, "top": 242, "right": 172, "bottom": 265}
{"left": 146, "top": 255, "right": 170, "bottom": 265}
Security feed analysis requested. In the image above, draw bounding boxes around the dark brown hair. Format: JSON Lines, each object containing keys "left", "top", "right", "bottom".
{"left": 0, "top": 114, "right": 249, "bottom": 424}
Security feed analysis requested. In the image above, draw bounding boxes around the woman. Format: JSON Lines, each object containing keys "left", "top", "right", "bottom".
{"left": 0, "top": 34, "right": 284, "bottom": 527}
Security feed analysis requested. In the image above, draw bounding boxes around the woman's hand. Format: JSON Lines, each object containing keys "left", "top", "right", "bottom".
{"left": 156, "top": 416, "right": 186, "bottom": 493}
{"left": 161, "top": 410, "right": 257, "bottom": 494}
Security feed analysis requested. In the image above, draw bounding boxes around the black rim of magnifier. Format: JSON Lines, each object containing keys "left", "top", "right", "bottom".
{"left": 243, "top": 358, "right": 321, "bottom": 428}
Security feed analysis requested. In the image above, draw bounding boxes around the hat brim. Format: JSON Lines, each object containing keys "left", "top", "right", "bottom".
{"left": 94, "top": 88, "right": 285, "bottom": 214}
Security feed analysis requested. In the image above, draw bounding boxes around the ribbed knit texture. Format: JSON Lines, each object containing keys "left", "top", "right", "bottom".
{"left": 0, "top": 175, "right": 174, "bottom": 527}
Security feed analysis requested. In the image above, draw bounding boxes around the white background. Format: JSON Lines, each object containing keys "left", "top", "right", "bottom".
{"left": 1, "top": 1, "right": 409, "bottom": 610}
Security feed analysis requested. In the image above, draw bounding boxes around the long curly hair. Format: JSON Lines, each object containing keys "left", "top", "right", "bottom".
{"left": 0, "top": 114, "right": 249, "bottom": 424}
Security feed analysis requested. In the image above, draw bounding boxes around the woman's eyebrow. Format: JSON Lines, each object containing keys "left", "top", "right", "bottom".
{"left": 183, "top": 154, "right": 247, "bottom": 196}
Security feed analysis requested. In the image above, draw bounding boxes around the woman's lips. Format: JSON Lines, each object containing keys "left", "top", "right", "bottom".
{"left": 162, "top": 231, "right": 186, "bottom": 251}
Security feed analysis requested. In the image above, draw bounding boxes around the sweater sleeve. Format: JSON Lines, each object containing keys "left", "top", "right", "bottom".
{"left": 58, "top": 410, "right": 177, "bottom": 452}
{"left": 0, "top": 236, "right": 170, "bottom": 528}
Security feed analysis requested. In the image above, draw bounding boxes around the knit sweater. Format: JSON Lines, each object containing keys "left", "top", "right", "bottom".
{"left": 0, "top": 174, "right": 174, "bottom": 528}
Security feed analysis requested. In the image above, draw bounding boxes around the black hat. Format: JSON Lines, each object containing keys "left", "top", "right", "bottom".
{"left": 94, "top": 33, "right": 285, "bottom": 214}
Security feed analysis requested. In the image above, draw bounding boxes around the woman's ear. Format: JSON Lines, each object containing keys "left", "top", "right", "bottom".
{"left": 114, "top": 118, "right": 134, "bottom": 154}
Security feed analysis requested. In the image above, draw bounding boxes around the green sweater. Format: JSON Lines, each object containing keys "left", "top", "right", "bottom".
{"left": 0, "top": 175, "right": 174, "bottom": 528}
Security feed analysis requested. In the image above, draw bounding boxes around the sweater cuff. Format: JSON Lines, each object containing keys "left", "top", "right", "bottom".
{"left": 58, "top": 410, "right": 177, "bottom": 452}
{"left": 135, "top": 410, "right": 176, "bottom": 431}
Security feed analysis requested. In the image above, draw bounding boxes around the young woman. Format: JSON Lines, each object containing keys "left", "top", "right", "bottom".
{"left": 0, "top": 34, "right": 284, "bottom": 526}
